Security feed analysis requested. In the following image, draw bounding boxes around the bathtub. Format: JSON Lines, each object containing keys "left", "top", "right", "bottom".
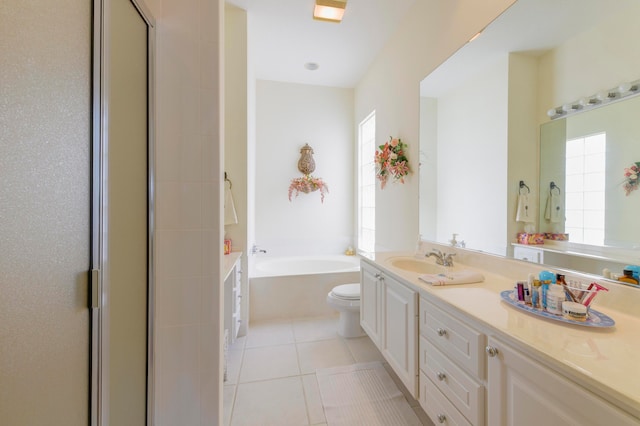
{"left": 250, "top": 255, "right": 361, "bottom": 321}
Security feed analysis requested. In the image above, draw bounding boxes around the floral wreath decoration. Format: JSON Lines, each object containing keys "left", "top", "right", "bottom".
{"left": 375, "top": 136, "right": 410, "bottom": 189}
{"left": 623, "top": 162, "right": 640, "bottom": 196}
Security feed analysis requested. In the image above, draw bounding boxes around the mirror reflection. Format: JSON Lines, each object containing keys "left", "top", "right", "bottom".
{"left": 419, "top": 0, "right": 640, "bottom": 280}
{"left": 539, "top": 96, "right": 640, "bottom": 248}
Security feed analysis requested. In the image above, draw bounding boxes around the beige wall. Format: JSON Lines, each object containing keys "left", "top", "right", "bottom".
{"left": 224, "top": 4, "right": 249, "bottom": 335}
{"left": 538, "top": 2, "right": 640, "bottom": 122}
{"left": 437, "top": 56, "right": 509, "bottom": 255}
{"left": 507, "top": 53, "right": 539, "bottom": 254}
{"left": 355, "top": 0, "right": 516, "bottom": 251}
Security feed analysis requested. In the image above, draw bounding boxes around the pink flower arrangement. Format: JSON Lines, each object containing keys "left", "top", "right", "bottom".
{"left": 374, "top": 136, "right": 410, "bottom": 189}
{"left": 623, "top": 162, "right": 640, "bottom": 196}
{"left": 288, "top": 175, "right": 329, "bottom": 203}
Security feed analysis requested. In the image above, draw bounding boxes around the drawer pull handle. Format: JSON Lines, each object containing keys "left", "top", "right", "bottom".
{"left": 436, "top": 372, "right": 446, "bottom": 381}
{"left": 437, "top": 414, "right": 446, "bottom": 423}
{"left": 486, "top": 346, "right": 499, "bottom": 357}
{"left": 437, "top": 328, "right": 447, "bottom": 337}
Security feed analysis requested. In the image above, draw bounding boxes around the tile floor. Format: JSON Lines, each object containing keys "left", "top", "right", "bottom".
{"left": 223, "top": 315, "right": 432, "bottom": 426}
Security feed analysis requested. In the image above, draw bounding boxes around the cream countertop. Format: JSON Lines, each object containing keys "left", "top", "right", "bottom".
{"left": 223, "top": 252, "right": 242, "bottom": 280}
{"left": 361, "top": 251, "right": 640, "bottom": 419}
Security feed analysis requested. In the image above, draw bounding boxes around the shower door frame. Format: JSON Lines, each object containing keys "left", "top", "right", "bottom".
{"left": 91, "top": 0, "right": 156, "bottom": 424}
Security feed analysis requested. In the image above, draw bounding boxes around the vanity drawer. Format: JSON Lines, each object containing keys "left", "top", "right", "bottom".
{"left": 420, "top": 298, "right": 485, "bottom": 378}
{"left": 420, "top": 336, "right": 484, "bottom": 426}
{"left": 420, "top": 371, "right": 472, "bottom": 426}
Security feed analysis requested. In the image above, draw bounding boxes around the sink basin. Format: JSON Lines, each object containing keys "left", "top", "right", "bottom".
{"left": 387, "top": 257, "right": 446, "bottom": 274}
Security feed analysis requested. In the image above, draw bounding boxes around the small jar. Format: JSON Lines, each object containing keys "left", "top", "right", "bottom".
{"left": 546, "top": 284, "right": 565, "bottom": 315}
{"left": 563, "top": 301, "right": 588, "bottom": 322}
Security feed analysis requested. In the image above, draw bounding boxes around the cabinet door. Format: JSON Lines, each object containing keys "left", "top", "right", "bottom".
{"left": 487, "top": 337, "right": 639, "bottom": 426}
{"left": 360, "top": 263, "right": 382, "bottom": 347}
{"left": 382, "top": 275, "right": 418, "bottom": 397}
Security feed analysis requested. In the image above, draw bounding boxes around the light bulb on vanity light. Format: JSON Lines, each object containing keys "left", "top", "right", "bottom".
{"left": 559, "top": 103, "right": 581, "bottom": 114}
{"left": 595, "top": 91, "right": 610, "bottom": 102}
{"left": 547, "top": 107, "right": 564, "bottom": 118}
{"left": 618, "top": 82, "right": 632, "bottom": 94}
{"left": 579, "top": 97, "right": 591, "bottom": 107}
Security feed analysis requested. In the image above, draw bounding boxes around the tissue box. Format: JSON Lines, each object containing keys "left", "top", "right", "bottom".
{"left": 517, "top": 233, "right": 545, "bottom": 245}
{"left": 544, "top": 233, "right": 569, "bottom": 241}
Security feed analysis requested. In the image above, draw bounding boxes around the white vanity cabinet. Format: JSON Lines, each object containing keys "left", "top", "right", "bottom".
{"left": 360, "top": 261, "right": 418, "bottom": 397}
{"left": 224, "top": 253, "right": 242, "bottom": 344}
{"left": 486, "top": 337, "right": 640, "bottom": 426}
{"left": 512, "top": 245, "right": 544, "bottom": 264}
{"left": 360, "top": 262, "right": 383, "bottom": 347}
{"left": 419, "top": 297, "right": 485, "bottom": 426}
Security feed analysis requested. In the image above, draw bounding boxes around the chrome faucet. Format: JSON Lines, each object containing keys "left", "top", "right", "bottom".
{"left": 251, "top": 244, "right": 267, "bottom": 255}
{"left": 426, "top": 249, "right": 456, "bottom": 267}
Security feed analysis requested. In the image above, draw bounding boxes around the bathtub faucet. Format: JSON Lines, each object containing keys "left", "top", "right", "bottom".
{"left": 251, "top": 244, "right": 267, "bottom": 255}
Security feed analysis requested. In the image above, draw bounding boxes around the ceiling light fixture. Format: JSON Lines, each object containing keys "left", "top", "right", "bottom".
{"left": 313, "top": 0, "right": 346, "bottom": 23}
{"left": 304, "top": 62, "right": 319, "bottom": 71}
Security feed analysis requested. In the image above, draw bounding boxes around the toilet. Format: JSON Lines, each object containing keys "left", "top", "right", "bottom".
{"left": 326, "top": 283, "right": 365, "bottom": 338}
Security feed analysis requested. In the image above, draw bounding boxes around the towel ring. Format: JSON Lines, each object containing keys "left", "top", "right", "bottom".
{"left": 519, "top": 180, "right": 530, "bottom": 194}
{"left": 224, "top": 172, "right": 232, "bottom": 189}
{"left": 550, "top": 181, "right": 561, "bottom": 194}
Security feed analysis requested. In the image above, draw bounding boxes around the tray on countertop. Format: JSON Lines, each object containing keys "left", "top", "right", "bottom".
{"left": 500, "top": 290, "right": 615, "bottom": 328}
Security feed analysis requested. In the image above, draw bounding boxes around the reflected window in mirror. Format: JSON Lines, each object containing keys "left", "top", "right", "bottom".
{"left": 564, "top": 133, "right": 606, "bottom": 246}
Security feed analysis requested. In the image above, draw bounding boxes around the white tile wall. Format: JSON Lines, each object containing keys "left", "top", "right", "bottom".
{"left": 154, "top": 0, "right": 223, "bottom": 424}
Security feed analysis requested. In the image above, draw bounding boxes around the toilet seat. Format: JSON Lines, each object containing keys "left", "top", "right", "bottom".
{"left": 330, "top": 283, "right": 360, "bottom": 300}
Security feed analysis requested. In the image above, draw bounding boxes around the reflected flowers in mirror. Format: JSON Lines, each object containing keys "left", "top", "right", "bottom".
{"left": 375, "top": 136, "right": 410, "bottom": 189}
{"left": 623, "top": 162, "right": 640, "bottom": 196}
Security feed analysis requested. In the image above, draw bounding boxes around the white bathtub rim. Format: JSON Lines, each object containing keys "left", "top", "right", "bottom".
{"left": 251, "top": 254, "right": 360, "bottom": 278}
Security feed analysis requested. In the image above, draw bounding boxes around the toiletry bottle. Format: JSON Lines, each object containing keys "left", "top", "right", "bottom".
{"left": 541, "top": 280, "right": 551, "bottom": 309}
{"left": 531, "top": 280, "right": 541, "bottom": 308}
{"left": 414, "top": 234, "right": 424, "bottom": 258}
{"left": 618, "top": 269, "right": 639, "bottom": 285}
{"left": 546, "top": 284, "right": 565, "bottom": 315}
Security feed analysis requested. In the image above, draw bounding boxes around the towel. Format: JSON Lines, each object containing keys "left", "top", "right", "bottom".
{"left": 516, "top": 193, "right": 534, "bottom": 223}
{"left": 224, "top": 183, "right": 238, "bottom": 225}
{"left": 418, "top": 270, "right": 484, "bottom": 286}
{"left": 544, "top": 191, "right": 561, "bottom": 223}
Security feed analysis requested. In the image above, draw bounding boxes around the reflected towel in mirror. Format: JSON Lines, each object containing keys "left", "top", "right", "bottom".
{"left": 418, "top": 270, "right": 484, "bottom": 286}
{"left": 544, "top": 191, "right": 561, "bottom": 223}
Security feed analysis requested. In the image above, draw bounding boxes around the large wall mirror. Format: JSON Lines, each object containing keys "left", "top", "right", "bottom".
{"left": 419, "top": 0, "right": 640, "bottom": 281}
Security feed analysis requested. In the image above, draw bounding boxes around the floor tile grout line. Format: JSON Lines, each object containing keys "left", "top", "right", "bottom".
{"left": 227, "top": 338, "right": 246, "bottom": 426}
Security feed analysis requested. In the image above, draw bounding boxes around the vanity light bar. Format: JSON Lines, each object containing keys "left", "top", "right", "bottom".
{"left": 547, "top": 78, "right": 640, "bottom": 120}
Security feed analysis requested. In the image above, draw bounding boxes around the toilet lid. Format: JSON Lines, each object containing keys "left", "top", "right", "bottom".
{"left": 331, "top": 283, "right": 360, "bottom": 300}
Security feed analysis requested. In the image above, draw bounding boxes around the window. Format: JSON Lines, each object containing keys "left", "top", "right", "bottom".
{"left": 564, "top": 133, "right": 606, "bottom": 245}
{"left": 358, "top": 111, "right": 376, "bottom": 253}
